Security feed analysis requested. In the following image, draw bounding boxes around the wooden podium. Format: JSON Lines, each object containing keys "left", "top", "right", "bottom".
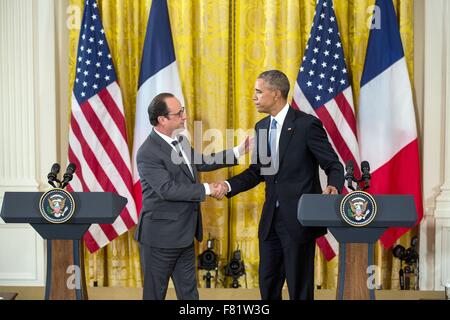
{"left": 298, "top": 194, "right": 417, "bottom": 300}
{"left": 0, "top": 192, "right": 127, "bottom": 300}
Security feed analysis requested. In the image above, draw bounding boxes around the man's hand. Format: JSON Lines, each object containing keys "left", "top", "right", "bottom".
{"left": 322, "top": 185, "right": 339, "bottom": 194}
{"left": 238, "top": 136, "right": 255, "bottom": 156}
{"left": 209, "top": 182, "right": 229, "bottom": 200}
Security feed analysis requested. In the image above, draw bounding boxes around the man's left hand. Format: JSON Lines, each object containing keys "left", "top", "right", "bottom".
{"left": 322, "top": 185, "right": 338, "bottom": 194}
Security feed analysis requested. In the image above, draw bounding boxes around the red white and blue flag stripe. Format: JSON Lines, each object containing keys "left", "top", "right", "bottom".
{"left": 358, "top": 0, "right": 423, "bottom": 248}
{"left": 68, "top": 0, "right": 138, "bottom": 252}
{"left": 292, "top": 0, "right": 361, "bottom": 260}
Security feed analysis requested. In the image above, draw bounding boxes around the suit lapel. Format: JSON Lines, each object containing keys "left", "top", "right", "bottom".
{"left": 277, "top": 107, "right": 296, "bottom": 167}
{"left": 256, "top": 116, "right": 271, "bottom": 164}
{"left": 190, "top": 148, "right": 199, "bottom": 183}
{"left": 150, "top": 130, "right": 173, "bottom": 155}
{"left": 150, "top": 130, "right": 196, "bottom": 182}
{"left": 177, "top": 158, "right": 196, "bottom": 182}
{"left": 179, "top": 138, "right": 196, "bottom": 182}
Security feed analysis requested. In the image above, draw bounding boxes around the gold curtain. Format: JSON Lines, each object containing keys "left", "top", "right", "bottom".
{"left": 69, "top": 0, "right": 415, "bottom": 290}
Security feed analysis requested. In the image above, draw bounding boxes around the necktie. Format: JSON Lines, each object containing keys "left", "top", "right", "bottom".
{"left": 269, "top": 119, "right": 280, "bottom": 208}
{"left": 172, "top": 140, "right": 194, "bottom": 178}
{"left": 269, "top": 119, "right": 278, "bottom": 168}
{"left": 171, "top": 140, "right": 183, "bottom": 158}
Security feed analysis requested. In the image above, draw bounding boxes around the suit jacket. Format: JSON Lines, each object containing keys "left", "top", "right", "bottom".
{"left": 135, "top": 129, "right": 237, "bottom": 248}
{"left": 227, "top": 107, "right": 344, "bottom": 243}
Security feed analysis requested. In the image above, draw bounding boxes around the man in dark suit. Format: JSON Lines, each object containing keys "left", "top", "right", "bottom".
{"left": 221, "top": 70, "right": 344, "bottom": 300}
{"left": 135, "top": 93, "right": 250, "bottom": 300}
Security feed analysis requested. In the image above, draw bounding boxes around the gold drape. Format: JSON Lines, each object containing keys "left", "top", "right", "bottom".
{"left": 69, "top": 0, "right": 415, "bottom": 290}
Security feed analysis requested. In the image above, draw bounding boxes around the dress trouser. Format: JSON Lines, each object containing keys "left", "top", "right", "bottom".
{"left": 258, "top": 207, "right": 316, "bottom": 300}
{"left": 140, "top": 242, "right": 199, "bottom": 300}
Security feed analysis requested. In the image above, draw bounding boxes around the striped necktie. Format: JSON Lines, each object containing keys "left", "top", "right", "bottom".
{"left": 172, "top": 140, "right": 194, "bottom": 178}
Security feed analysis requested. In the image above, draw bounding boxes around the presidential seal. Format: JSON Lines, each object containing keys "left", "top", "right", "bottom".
{"left": 39, "top": 188, "right": 75, "bottom": 224}
{"left": 340, "top": 191, "right": 377, "bottom": 227}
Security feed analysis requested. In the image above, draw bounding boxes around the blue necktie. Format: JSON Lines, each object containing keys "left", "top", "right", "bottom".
{"left": 269, "top": 119, "right": 278, "bottom": 168}
{"left": 269, "top": 119, "right": 280, "bottom": 208}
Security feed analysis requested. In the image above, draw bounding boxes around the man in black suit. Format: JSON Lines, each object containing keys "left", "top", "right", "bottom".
{"left": 221, "top": 70, "right": 344, "bottom": 300}
{"left": 135, "top": 93, "right": 250, "bottom": 300}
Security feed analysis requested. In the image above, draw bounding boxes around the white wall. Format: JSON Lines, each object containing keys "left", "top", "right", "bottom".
{"left": 418, "top": 0, "right": 450, "bottom": 291}
{"left": 430, "top": 0, "right": 450, "bottom": 292}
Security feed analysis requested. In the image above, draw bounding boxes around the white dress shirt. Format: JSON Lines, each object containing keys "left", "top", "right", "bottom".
{"left": 225, "top": 103, "right": 290, "bottom": 193}
{"left": 270, "top": 102, "right": 290, "bottom": 155}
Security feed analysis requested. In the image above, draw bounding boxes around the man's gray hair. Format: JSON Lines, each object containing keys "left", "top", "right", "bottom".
{"left": 258, "top": 70, "right": 290, "bottom": 99}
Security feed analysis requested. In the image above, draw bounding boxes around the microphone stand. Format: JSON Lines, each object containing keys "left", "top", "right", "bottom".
{"left": 345, "top": 162, "right": 371, "bottom": 192}
{"left": 47, "top": 163, "right": 76, "bottom": 190}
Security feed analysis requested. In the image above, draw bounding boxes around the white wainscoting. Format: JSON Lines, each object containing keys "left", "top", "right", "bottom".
{"left": 0, "top": 221, "right": 45, "bottom": 286}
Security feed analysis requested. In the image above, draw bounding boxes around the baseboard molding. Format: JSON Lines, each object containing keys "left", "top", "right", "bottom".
{"left": 0, "top": 287, "right": 445, "bottom": 300}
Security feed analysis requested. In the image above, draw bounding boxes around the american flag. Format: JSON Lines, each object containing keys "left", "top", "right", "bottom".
{"left": 68, "top": 0, "right": 138, "bottom": 253}
{"left": 292, "top": 0, "right": 360, "bottom": 260}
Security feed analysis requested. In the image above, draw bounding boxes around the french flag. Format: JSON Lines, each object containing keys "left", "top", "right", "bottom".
{"left": 358, "top": 0, "right": 423, "bottom": 248}
{"left": 132, "top": 0, "right": 185, "bottom": 212}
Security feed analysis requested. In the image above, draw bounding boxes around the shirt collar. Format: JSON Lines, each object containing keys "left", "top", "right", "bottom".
{"left": 271, "top": 102, "right": 290, "bottom": 127}
{"left": 153, "top": 128, "right": 177, "bottom": 147}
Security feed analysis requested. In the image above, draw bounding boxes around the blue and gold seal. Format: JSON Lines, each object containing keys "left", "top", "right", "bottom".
{"left": 340, "top": 191, "right": 377, "bottom": 227}
{"left": 39, "top": 189, "right": 76, "bottom": 224}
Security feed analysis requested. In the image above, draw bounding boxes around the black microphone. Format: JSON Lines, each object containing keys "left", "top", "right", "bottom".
{"left": 345, "top": 160, "right": 355, "bottom": 191}
{"left": 361, "top": 161, "right": 371, "bottom": 190}
{"left": 47, "top": 163, "right": 61, "bottom": 188}
{"left": 60, "top": 163, "right": 76, "bottom": 189}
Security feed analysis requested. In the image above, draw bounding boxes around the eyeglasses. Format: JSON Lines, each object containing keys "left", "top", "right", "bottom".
{"left": 165, "top": 107, "right": 185, "bottom": 118}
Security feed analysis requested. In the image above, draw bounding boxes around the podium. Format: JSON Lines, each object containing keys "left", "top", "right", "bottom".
{"left": 298, "top": 194, "right": 417, "bottom": 300}
{"left": 0, "top": 191, "right": 127, "bottom": 300}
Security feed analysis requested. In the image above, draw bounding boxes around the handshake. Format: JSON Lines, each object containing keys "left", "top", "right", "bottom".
{"left": 208, "top": 181, "right": 230, "bottom": 200}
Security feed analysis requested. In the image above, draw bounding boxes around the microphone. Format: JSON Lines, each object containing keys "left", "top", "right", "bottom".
{"left": 47, "top": 163, "right": 61, "bottom": 188}
{"left": 60, "top": 163, "right": 76, "bottom": 189}
{"left": 345, "top": 160, "right": 355, "bottom": 191}
{"left": 361, "top": 161, "right": 371, "bottom": 190}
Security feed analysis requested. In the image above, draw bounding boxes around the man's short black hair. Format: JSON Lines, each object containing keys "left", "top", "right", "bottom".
{"left": 148, "top": 93, "right": 174, "bottom": 126}
{"left": 258, "top": 70, "right": 290, "bottom": 99}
